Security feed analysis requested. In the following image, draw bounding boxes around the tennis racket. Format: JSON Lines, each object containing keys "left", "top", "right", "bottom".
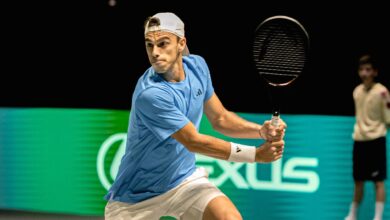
{"left": 253, "top": 15, "right": 309, "bottom": 127}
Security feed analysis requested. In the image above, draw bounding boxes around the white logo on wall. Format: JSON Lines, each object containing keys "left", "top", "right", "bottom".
{"left": 97, "top": 133, "right": 320, "bottom": 192}
{"left": 197, "top": 155, "right": 319, "bottom": 192}
{"left": 97, "top": 133, "right": 127, "bottom": 190}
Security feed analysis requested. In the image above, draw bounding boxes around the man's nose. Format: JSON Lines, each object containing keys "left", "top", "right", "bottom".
{"left": 152, "top": 46, "right": 159, "bottom": 57}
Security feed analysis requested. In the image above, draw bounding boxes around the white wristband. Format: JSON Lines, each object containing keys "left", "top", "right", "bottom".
{"left": 228, "top": 142, "right": 256, "bottom": 163}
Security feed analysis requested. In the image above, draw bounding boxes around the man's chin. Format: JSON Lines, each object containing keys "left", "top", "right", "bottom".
{"left": 153, "top": 68, "right": 166, "bottom": 74}
{"left": 152, "top": 66, "right": 167, "bottom": 74}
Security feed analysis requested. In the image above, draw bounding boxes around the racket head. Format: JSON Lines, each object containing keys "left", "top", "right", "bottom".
{"left": 253, "top": 15, "right": 309, "bottom": 87}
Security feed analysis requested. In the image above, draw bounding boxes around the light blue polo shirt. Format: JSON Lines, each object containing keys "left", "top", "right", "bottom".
{"left": 104, "top": 54, "right": 214, "bottom": 203}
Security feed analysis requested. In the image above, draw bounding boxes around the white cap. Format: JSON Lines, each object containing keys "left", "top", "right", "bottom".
{"left": 144, "top": 12, "right": 185, "bottom": 38}
{"left": 144, "top": 12, "right": 189, "bottom": 55}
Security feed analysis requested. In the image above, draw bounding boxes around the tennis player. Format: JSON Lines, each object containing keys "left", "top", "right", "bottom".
{"left": 104, "top": 12, "right": 286, "bottom": 220}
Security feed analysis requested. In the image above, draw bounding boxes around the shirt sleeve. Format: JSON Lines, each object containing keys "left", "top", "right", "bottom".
{"left": 381, "top": 88, "right": 390, "bottom": 124}
{"left": 135, "top": 87, "right": 190, "bottom": 141}
{"left": 195, "top": 56, "right": 215, "bottom": 102}
{"left": 204, "top": 67, "right": 215, "bottom": 102}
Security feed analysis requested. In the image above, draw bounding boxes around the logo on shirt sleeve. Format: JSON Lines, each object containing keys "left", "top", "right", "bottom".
{"left": 381, "top": 90, "right": 390, "bottom": 108}
{"left": 196, "top": 89, "right": 203, "bottom": 97}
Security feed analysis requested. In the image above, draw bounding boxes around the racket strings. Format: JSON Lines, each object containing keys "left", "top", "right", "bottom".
{"left": 253, "top": 22, "right": 307, "bottom": 74}
{"left": 254, "top": 42, "right": 306, "bottom": 69}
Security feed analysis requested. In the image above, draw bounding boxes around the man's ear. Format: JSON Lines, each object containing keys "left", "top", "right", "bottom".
{"left": 178, "top": 37, "right": 186, "bottom": 52}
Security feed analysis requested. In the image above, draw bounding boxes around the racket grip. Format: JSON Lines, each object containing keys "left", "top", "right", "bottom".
{"left": 271, "top": 111, "right": 280, "bottom": 128}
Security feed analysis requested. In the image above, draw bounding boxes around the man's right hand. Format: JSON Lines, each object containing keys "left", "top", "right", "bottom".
{"left": 255, "top": 140, "right": 284, "bottom": 163}
{"left": 259, "top": 120, "right": 286, "bottom": 142}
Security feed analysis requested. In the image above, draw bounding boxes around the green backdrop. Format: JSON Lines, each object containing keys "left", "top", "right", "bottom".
{"left": 0, "top": 108, "right": 389, "bottom": 219}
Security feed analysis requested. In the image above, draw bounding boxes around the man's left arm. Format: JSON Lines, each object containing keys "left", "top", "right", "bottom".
{"left": 204, "top": 93, "right": 285, "bottom": 141}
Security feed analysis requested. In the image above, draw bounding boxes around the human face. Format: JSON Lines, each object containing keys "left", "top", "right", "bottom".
{"left": 358, "top": 63, "right": 377, "bottom": 83}
{"left": 145, "top": 31, "right": 185, "bottom": 73}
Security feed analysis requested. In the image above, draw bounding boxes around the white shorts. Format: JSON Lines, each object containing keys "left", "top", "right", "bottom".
{"left": 105, "top": 167, "right": 225, "bottom": 220}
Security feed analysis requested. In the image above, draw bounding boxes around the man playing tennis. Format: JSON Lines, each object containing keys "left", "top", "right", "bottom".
{"left": 345, "top": 55, "right": 390, "bottom": 220}
{"left": 104, "top": 12, "right": 286, "bottom": 220}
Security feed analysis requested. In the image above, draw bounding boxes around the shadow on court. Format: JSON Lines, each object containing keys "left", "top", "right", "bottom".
{"left": 0, "top": 210, "right": 180, "bottom": 220}
{"left": 0, "top": 210, "right": 104, "bottom": 220}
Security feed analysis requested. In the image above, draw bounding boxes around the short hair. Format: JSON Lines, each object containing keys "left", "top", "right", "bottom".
{"left": 358, "top": 54, "right": 378, "bottom": 69}
{"left": 144, "top": 17, "right": 160, "bottom": 29}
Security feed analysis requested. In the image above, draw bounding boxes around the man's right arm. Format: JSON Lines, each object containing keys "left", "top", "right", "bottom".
{"left": 171, "top": 122, "right": 284, "bottom": 163}
{"left": 136, "top": 87, "right": 284, "bottom": 163}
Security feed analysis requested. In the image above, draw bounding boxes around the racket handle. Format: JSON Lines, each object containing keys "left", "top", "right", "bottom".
{"left": 271, "top": 111, "right": 280, "bottom": 128}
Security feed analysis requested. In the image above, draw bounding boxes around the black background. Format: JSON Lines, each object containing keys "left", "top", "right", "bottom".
{"left": 2, "top": 1, "right": 389, "bottom": 116}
